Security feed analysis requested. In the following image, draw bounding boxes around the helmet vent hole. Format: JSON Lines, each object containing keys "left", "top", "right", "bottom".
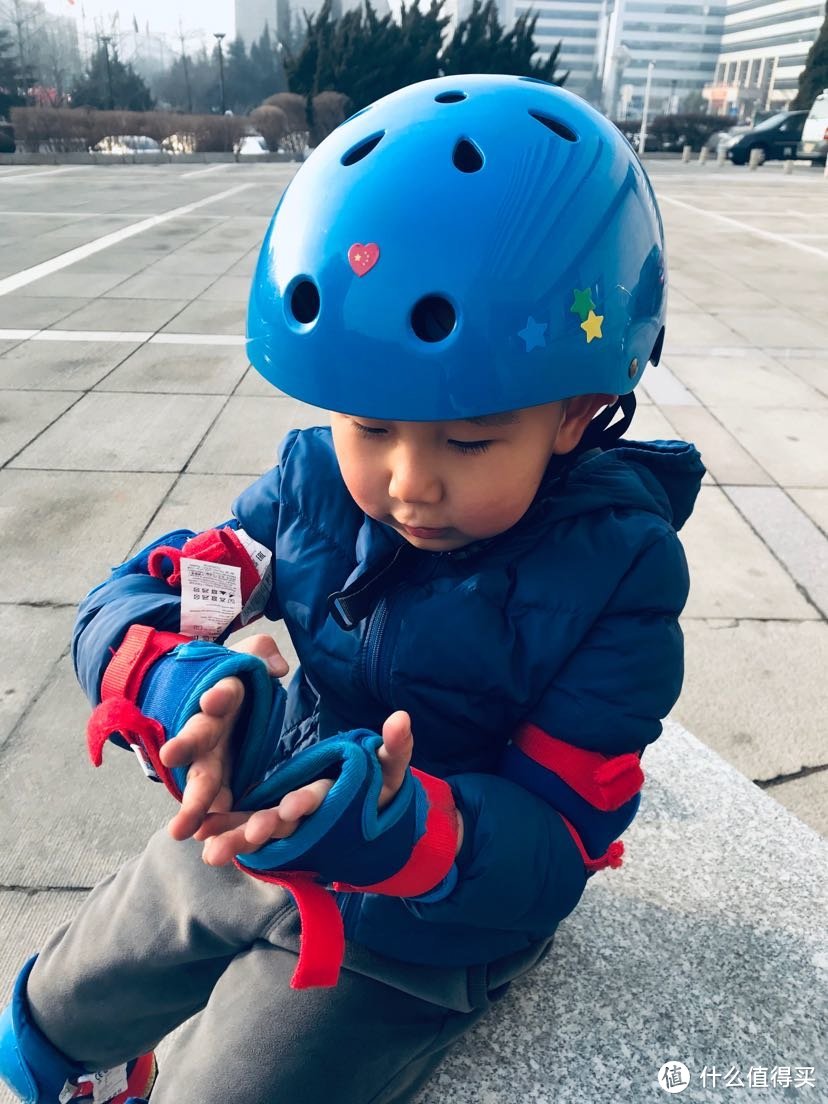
{"left": 290, "top": 280, "right": 320, "bottom": 325}
{"left": 341, "top": 131, "right": 385, "bottom": 166}
{"left": 435, "top": 91, "right": 467, "bottom": 103}
{"left": 411, "top": 295, "right": 456, "bottom": 343}
{"left": 529, "top": 111, "right": 578, "bottom": 143}
{"left": 452, "top": 138, "right": 484, "bottom": 173}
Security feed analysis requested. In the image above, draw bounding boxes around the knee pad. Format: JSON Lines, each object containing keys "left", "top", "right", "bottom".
{"left": 0, "top": 957, "right": 156, "bottom": 1103}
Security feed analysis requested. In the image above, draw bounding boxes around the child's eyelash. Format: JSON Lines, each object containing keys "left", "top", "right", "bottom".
{"left": 352, "top": 423, "right": 491, "bottom": 454}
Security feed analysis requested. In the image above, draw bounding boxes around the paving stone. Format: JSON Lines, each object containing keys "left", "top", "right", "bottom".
{"left": 15, "top": 271, "right": 129, "bottom": 298}
{"left": 9, "top": 392, "right": 225, "bottom": 472}
{"left": 0, "top": 604, "right": 76, "bottom": 750}
{"left": 627, "top": 403, "right": 679, "bottom": 441}
{"left": 188, "top": 396, "right": 325, "bottom": 474}
{"left": 57, "top": 297, "right": 191, "bottom": 332}
{"left": 662, "top": 311, "right": 742, "bottom": 347}
{"left": 199, "top": 275, "right": 253, "bottom": 302}
{"left": 665, "top": 353, "right": 825, "bottom": 408}
{"left": 97, "top": 342, "right": 247, "bottom": 395}
{"left": 103, "top": 269, "right": 216, "bottom": 300}
{"left": 771, "top": 356, "right": 828, "bottom": 399}
{"left": 719, "top": 309, "right": 826, "bottom": 349}
{"left": 679, "top": 486, "right": 819, "bottom": 620}
{"left": 234, "top": 367, "right": 278, "bottom": 397}
{"left": 0, "top": 390, "right": 80, "bottom": 466}
{"left": 0, "top": 469, "right": 175, "bottom": 603}
{"left": 638, "top": 361, "right": 699, "bottom": 406}
{"left": 674, "top": 620, "right": 828, "bottom": 799}
{"left": 160, "top": 299, "right": 247, "bottom": 335}
{"left": 767, "top": 772, "right": 828, "bottom": 838}
{"left": 661, "top": 405, "right": 772, "bottom": 485}
{"left": 0, "top": 340, "right": 140, "bottom": 390}
{"left": 0, "top": 297, "right": 89, "bottom": 328}
{"left": 710, "top": 407, "right": 828, "bottom": 488}
{"left": 787, "top": 489, "right": 828, "bottom": 538}
{"left": 128, "top": 473, "right": 266, "bottom": 553}
{"left": 724, "top": 486, "right": 828, "bottom": 616}
{"left": 0, "top": 656, "right": 171, "bottom": 889}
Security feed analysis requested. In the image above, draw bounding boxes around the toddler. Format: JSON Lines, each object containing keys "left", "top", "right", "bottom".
{"left": 0, "top": 73, "right": 704, "bottom": 1104}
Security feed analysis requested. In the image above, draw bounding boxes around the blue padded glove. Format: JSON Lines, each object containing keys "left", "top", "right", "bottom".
{"left": 235, "top": 729, "right": 458, "bottom": 894}
{"left": 87, "top": 624, "right": 283, "bottom": 802}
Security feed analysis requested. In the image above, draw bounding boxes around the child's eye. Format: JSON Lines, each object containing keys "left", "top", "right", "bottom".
{"left": 353, "top": 422, "right": 387, "bottom": 437}
{"left": 448, "top": 440, "right": 491, "bottom": 454}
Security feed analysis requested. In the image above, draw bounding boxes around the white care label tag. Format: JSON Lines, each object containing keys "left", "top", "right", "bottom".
{"left": 77, "top": 1064, "right": 129, "bottom": 1103}
{"left": 179, "top": 556, "right": 242, "bottom": 640}
{"left": 235, "top": 528, "right": 274, "bottom": 626}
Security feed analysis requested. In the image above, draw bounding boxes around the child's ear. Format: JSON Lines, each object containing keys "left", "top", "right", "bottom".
{"left": 551, "top": 394, "right": 619, "bottom": 455}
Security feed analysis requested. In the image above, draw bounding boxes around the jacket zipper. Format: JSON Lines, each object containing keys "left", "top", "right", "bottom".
{"left": 363, "top": 596, "right": 389, "bottom": 699}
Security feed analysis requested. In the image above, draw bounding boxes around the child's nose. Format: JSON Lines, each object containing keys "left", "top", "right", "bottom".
{"left": 388, "top": 449, "right": 443, "bottom": 505}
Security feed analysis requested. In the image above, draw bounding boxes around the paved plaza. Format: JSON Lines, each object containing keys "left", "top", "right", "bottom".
{"left": 0, "top": 159, "right": 826, "bottom": 1101}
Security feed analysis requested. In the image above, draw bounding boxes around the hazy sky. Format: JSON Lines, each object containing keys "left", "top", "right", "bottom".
{"left": 43, "top": 0, "right": 237, "bottom": 43}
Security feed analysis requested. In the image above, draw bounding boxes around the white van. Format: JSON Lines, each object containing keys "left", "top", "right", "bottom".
{"left": 797, "top": 89, "right": 828, "bottom": 164}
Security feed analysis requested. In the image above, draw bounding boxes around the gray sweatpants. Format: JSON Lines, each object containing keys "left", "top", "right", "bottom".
{"left": 25, "top": 828, "right": 554, "bottom": 1104}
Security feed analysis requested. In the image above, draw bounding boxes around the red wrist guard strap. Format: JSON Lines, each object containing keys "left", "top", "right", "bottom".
{"left": 333, "top": 770, "right": 459, "bottom": 896}
{"left": 514, "top": 723, "right": 645, "bottom": 811}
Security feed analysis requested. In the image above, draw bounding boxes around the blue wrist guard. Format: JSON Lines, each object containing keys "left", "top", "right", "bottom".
{"left": 87, "top": 624, "right": 282, "bottom": 801}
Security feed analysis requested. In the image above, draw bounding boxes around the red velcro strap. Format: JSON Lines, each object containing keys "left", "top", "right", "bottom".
{"left": 100, "top": 624, "right": 190, "bottom": 703}
{"left": 235, "top": 866, "right": 345, "bottom": 989}
{"left": 514, "top": 723, "right": 645, "bottom": 811}
{"left": 149, "top": 528, "right": 260, "bottom": 603}
{"left": 86, "top": 697, "right": 183, "bottom": 799}
{"left": 558, "top": 812, "right": 625, "bottom": 873}
{"left": 332, "top": 770, "right": 459, "bottom": 898}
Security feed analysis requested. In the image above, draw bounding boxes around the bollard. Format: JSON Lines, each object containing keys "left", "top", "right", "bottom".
{"left": 717, "top": 147, "right": 727, "bottom": 166}
{"left": 682, "top": 145, "right": 692, "bottom": 163}
{"left": 698, "top": 146, "right": 709, "bottom": 164}
{"left": 783, "top": 159, "right": 793, "bottom": 174}
{"left": 749, "top": 147, "right": 763, "bottom": 170}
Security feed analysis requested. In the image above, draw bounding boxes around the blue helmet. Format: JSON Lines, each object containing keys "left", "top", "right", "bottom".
{"left": 247, "top": 74, "right": 666, "bottom": 421}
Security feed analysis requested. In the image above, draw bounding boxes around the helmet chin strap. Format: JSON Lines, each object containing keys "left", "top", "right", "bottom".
{"left": 576, "top": 391, "right": 637, "bottom": 454}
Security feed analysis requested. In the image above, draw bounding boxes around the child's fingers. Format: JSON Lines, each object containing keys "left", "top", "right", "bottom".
{"left": 168, "top": 762, "right": 225, "bottom": 840}
{"left": 159, "top": 678, "right": 243, "bottom": 769}
{"left": 193, "top": 810, "right": 252, "bottom": 840}
{"left": 277, "top": 779, "right": 334, "bottom": 822}
{"left": 377, "top": 711, "right": 414, "bottom": 810}
{"left": 229, "top": 633, "right": 290, "bottom": 678}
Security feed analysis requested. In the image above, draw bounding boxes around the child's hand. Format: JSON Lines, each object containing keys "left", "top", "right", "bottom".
{"left": 160, "top": 633, "right": 290, "bottom": 842}
{"left": 197, "top": 709, "right": 416, "bottom": 866}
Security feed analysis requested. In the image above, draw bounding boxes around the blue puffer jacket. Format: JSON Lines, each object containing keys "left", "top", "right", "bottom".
{"left": 74, "top": 426, "right": 704, "bottom": 968}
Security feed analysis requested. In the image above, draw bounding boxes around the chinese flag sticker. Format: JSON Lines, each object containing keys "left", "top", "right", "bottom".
{"left": 348, "top": 243, "right": 380, "bottom": 276}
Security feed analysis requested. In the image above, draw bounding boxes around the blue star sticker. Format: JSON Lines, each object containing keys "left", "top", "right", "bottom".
{"left": 518, "top": 316, "right": 547, "bottom": 352}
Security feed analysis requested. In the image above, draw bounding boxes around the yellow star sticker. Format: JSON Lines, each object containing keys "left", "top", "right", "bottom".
{"left": 581, "top": 310, "right": 604, "bottom": 343}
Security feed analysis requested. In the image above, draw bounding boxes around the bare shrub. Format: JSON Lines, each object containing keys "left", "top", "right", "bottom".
{"left": 262, "top": 92, "right": 307, "bottom": 154}
{"left": 250, "top": 105, "right": 288, "bottom": 151}
{"left": 311, "top": 91, "right": 351, "bottom": 146}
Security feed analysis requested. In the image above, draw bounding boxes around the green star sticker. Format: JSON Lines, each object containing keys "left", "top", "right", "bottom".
{"left": 570, "top": 288, "right": 596, "bottom": 321}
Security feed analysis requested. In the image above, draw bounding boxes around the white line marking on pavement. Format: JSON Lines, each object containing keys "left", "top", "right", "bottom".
{"left": 0, "top": 167, "right": 76, "bottom": 183}
{"left": 0, "top": 182, "right": 255, "bottom": 298}
{"left": 181, "top": 164, "right": 234, "bottom": 179}
{"left": 150, "top": 332, "right": 245, "bottom": 345}
{"left": 0, "top": 328, "right": 246, "bottom": 346}
{"left": 659, "top": 195, "right": 828, "bottom": 260}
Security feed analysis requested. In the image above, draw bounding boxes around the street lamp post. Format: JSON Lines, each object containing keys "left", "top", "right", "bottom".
{"left": 638, "top": 61, "right": 655, "bottom": 156}
{"left": 100, "top": 34, "right": 114, "bottom": 110}
{"left": 214, "top": 32, "right": 226, "bottom": 115}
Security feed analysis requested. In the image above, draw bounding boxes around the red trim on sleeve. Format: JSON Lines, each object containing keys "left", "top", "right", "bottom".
{"left": 148, "top": 528, "right": 261, "bottom": 603}
{"left": 557, "top": 812, "right": 625, "bottom": 872}
{"left": 514, "top": 722, "right": 645, "bottom": 811}
{"left": 332, "top": 770, "right": 459, "bottom": 898}
{"left": 235, "top": 866, "right": 345, "bottom": 989}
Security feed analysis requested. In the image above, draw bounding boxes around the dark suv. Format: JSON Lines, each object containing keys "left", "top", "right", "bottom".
{"left": 728, "top": 110, "right": 807, "bottom": 165}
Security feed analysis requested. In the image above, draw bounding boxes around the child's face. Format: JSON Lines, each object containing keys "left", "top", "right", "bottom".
{"left": 330, "top": 396, "right": 613, "bottom": 551}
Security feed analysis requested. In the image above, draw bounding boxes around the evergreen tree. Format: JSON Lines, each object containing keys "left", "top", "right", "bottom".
{"left": 250, "top": 25, "right": 287, "bottom": 100}
{"left": 224, "top": 35, "right": 259, "bottom": 113}
{"left": 441, "top": 0, "right": 567, "bottom": 84}
{"left": 71, "top": 42, "right": 154, "bottom": 111}
{"left": 0, "top": 26, "right": 25, "bottom": 114}
{"left": 792, "top": 2, "right": 828, "bottom": 110}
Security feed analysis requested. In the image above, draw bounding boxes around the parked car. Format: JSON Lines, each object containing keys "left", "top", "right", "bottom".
{"left": 727, "top": 110, "right": 807, "bottom": 165}
{"left": 161, "top": 132, "right": 197, "bottom": 155}
{"left": 0, "top": 119, "right": 14, "bottom": 154}
{"left": 704, "top": 124, "right": 750, "bottom": 155}
{"left": 91, "top": 135, "right": 162, "bottom": 156}
{"left": 797, "top": 89, "right": 828, "bottom": 165}
{"left": 235, "top": 134, "right": 269, "bottom": 156}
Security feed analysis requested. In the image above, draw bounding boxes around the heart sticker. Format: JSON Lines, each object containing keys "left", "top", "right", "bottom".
{"left": 348, "top": 243, "right": 380, "bottom": 276}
